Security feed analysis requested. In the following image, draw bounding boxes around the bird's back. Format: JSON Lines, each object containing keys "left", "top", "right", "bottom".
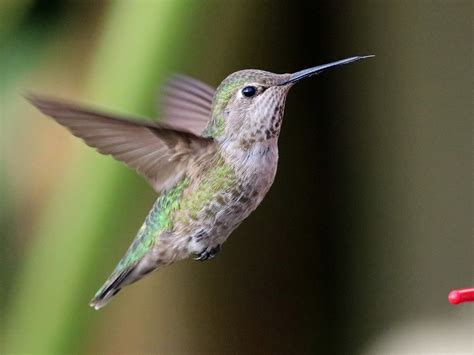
{"left": 89, "top": 176, "right": 191, "bottom": 309}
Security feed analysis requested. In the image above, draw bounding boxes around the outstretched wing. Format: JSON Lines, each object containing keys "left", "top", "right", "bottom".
{"left": 158, "top": 74, "right": 215, "bottom": 135}
{"left": 27, "top": 94, "right": 214, "bottom": 192}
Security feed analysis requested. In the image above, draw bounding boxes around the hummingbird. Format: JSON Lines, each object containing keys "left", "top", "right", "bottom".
{"left": 27, "top": 55, "right": 373, "bottom": 309}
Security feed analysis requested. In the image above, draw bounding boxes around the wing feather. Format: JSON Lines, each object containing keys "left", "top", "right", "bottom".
{"left": 27, "top": 94, "right": 215, "bottom": 192}
{"left": 158, "top": 74, "right": 215, "bottom": 135}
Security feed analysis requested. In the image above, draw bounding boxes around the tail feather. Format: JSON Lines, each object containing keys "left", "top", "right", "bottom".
{"left": 89, "top": 266, "right": 135, "bottom": 310}
{"left": 89, "top": 248, "right": 167, "bottom": 309}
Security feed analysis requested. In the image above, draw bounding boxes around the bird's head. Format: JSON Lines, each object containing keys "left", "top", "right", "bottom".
{"left": 204, "top": 56, "right": 374, "bottom": 147}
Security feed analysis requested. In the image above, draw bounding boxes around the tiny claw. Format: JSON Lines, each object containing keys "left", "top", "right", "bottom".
{"left": 194, "top": 244, "right": 221, "bottom": 261}
{"left": 194, "top": 252, "right": 208, "bottom": 261}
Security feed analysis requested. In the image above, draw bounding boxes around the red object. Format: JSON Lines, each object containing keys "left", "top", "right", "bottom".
{"left": 448, "top": 288, "right": 474, "bottom": 305}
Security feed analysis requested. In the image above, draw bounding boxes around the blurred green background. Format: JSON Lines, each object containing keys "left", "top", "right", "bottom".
{"left": 1, "top": 0, "right": 472, "bottom": 354}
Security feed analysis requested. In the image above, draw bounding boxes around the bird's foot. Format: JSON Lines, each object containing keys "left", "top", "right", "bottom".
{"left": 194, "top": 244, "right": 221, "bottom": 261}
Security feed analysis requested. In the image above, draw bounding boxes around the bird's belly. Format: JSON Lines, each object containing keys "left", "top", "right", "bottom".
{"left": 183, "top": 149, "right": 278, "bottom": 254}
{"left": 184, "top": 184, "right": 265, "bottom": 254}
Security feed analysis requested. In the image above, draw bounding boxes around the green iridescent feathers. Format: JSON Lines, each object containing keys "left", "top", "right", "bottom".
{"left": 177, "top": 156, "right": 236, "bottom": 221}
{"left": 96, "top": 153, "right": 236, "bottom": 292}
{"left": 90, "top": 177, "right": 190, "bottom": 305}
{"left": 204, "top": 77, "right": 245, "bottom": 138}
{"left": 115, "top": 177, "right": 191, "bottom": 273}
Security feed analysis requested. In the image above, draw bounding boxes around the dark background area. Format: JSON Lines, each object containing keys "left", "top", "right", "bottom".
{"left": 1, "top": 1, "right": 472, "bottom": 354}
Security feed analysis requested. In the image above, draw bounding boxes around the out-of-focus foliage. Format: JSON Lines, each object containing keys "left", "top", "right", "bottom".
{"left": 1, "top": 1, "right": 472, "bottom": 354}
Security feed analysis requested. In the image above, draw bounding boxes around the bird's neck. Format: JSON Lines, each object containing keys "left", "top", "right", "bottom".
{"left": 218, "top": 138, "right": 279, "bottom": 182}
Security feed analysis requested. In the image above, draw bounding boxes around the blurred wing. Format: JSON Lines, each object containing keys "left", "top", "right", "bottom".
{"left": 158, "top": 74, "right": 215, "bottom": 135}
{"left": 27, "top": 95, "right": 215, "bottom": 192}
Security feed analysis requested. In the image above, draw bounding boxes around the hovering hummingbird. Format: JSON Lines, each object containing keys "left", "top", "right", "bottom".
{"left": 27, "top": 55, "right": 373, "bottom": 309}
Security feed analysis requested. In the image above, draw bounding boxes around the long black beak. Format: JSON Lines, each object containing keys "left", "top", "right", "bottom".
{"left": 281, "top": 55, "right": 374, "bottom": 85}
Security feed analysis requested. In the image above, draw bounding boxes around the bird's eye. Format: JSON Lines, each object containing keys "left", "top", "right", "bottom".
{"left": 241, "top": 86, "right": 257, "bottom": 98}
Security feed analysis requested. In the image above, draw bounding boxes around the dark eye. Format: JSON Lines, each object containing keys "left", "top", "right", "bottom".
{"left": 241, "top": 86, "right": 257, "bottom": 97}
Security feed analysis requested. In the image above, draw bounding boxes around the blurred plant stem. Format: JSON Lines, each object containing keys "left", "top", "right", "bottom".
{"left": 3, "top": 1, "right": 193, "bottom": 353}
